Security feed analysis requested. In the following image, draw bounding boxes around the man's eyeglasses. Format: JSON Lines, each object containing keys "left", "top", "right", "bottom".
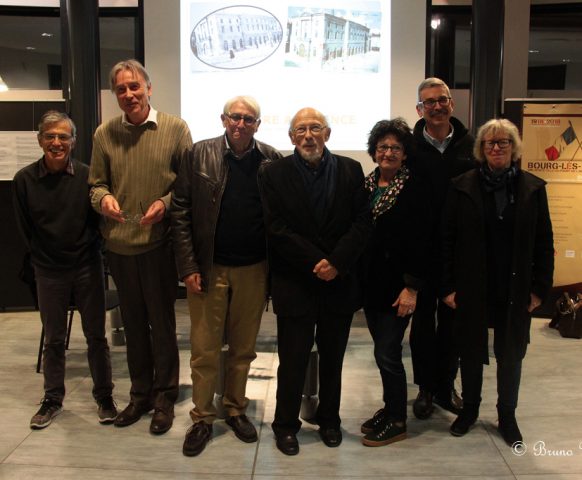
{"left": 292, "top": 124, "right": 327, "bottom": 136}
{"left": 376, "top": 144, "right": 403, "bottom": 154}
{"left": 417, "top": 96, "right": 452, "bottom": 109}
{"left": 226, "top": 113, "right": 258, "bottom": 126}
{"left": 482, "top": 139, "right": 512, "bottom": 150}
{"left": 40, "top": 133, "right": 74, "bottom": 143}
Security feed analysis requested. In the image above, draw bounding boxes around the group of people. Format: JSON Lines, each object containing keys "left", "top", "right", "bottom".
{"left": 13, "top": 59, "right": 553, "bottom": 457}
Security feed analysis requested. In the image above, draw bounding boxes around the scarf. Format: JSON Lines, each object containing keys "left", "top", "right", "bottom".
{"left": 479, "top": 161, "right": 519, "bottom": 219}
{"left": 365, "top": 165, "right": 410, "bottom": 222}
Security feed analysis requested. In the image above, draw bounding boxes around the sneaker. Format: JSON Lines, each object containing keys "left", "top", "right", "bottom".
{"left": 97, "top": 396, "right": 118, "bottom": 424}
{"left": 30, "top": 398, "right": 62, "bottom": 429}
{"left": 361, "top": 408, "right": 386, "bottom": 434}
{"left": 362, "top": 421, "right": 407, "bottom": 447}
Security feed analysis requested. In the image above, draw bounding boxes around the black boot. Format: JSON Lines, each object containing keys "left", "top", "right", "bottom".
{"left": 497, "top": 407, "right": 522, "bottom": 446}
{"left": 450, "top": 403, "right": 479, "bottom": 437}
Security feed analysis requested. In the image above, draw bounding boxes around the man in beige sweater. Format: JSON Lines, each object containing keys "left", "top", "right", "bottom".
{"left": 89, "top": 59, "right": 192, "bottom": 435}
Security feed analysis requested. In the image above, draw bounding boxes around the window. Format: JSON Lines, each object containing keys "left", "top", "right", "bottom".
{"left": 0, "top": 5, "right": 139, "bottom": 91}
{"left": 528, "top": 4, "right": 582, "bottom": 91}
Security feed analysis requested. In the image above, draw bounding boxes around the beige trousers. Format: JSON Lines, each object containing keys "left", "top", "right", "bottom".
{"left": 187, "top": 261, "right": 267, "bottom": 423}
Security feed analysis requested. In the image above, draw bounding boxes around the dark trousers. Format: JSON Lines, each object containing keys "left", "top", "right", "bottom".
{"left": 272, "top": 308, "right": 353, "bottom": 435}
{"left": 459, "top": 355, "right": 522, "bottom": 413}
{"left": 409, "top": 284, "right": 458, "bottom": 396}
{"left": 35, "top": 259, "right": 113, "bottom": 404}
{"left": 365, "top": 308, "right": 410, "bottom": 422}
{"left": 107, "top": 242, "right": 179, "bottom": 412}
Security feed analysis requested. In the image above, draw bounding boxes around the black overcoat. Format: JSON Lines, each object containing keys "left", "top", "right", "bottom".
{"left": 259, "top": 153, "right": 373, "bottom": 317}
{"left": 441, "top": 169, "right": 554, "bottom": 364}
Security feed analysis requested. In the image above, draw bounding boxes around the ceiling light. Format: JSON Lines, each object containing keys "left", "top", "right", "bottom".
{"left": 26, "top": 46, "right": 36, "bottom": 50}
{"left": 528, "top": 49, "right": 540, "bottom": 54}
{"left": 41, "top": 32, "right": 53, "bottom": 37}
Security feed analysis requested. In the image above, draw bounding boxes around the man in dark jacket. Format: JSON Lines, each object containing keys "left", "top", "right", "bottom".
{"left": 172, "top": 96, "right": 282, "bottom": 457}
{"left": 408, "top": 77, "right": 477, "bottom": 420}
{"left": 13, "top": 111, "right": 115, "bottom": 429}
{"left": 260, "top": 107, "right": 373, "bottom": 456}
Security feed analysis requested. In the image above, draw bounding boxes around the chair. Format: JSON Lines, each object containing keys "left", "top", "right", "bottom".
{"left": 35, "top": 288, "right": 120, "bottom": 373}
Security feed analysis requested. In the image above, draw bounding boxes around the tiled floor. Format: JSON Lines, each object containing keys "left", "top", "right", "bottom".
{"left": 1, "top": 301, "right": 582, "bottom": 479}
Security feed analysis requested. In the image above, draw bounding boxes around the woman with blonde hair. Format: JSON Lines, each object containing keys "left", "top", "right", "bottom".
{"left": 441, "top": 118, "right": 553, "bottom": 446}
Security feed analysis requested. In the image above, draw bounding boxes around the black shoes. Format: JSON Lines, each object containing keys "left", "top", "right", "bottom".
{"left": 183, "top": 421, "right": 213, "bottom": 457}
{"left": 226, "top": 414, "right": 258, "bottom": 443}
{"left": 362, "top": 421, "right": 407, "bottom": 447}
{"left": 150, "top": 408, "right": 174, "bottom": 435}
{"left": 275, "top": 432, "right": 299, "bottom": 456}
{"left": 114, "top": 403, "right": 151, "bottom": 427}
{"left": 97, "top": 396, "right": 118, "bottom": 424}
{"left": 450, "top": 408, "right": 479, "bottom": 437}
{"left": 361, "top": 408, "right": 386, "bottom": 434}
{"left": 434, "top": 388, "right": 463, "bottom": 415}
{"left": 498, "top": 410, "right": 523, "bottom": 446}
{"left": 413, "top": 390, "right": 434, "bottom": 419}
{"left": 319, "top": 427, "right": 342, "bottom": 447}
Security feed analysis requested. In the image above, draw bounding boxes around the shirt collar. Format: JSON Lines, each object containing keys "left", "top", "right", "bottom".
{"left": 423, "top": 123, "right": 454, "bottom": 153}
{"left": 39, "top": 156, "right": 74, "bottom": 177}
{"left": 121, "top": 106, "right": 158, "bottom": 127}
{"left": 224, "top": 133, "right": 256, "bottom": 158}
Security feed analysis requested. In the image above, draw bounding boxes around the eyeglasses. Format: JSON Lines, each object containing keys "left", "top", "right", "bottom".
{"left": 482, "top": 139, "right": 512, "bottom": 150}
{"left": 226, "top": 113, "right": 258, "bottom": 125}
{"left": 40, "top": 133, "right": 74, "bottom": 143}
{"left": 292, "top": 124, "right": 327, "bottom": 136}
{"left": 376, "top": 144, "right": 403, "bottom": 154}
{"left": 417, "top": 96, "right": 452, "bottom": 109}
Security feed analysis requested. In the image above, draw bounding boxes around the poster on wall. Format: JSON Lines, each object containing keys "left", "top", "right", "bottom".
{"left": 522, "top": 103, "right": 582, "bottom": 288}
{"left": 0, "top": 132, "right": 40, "bottom": 180}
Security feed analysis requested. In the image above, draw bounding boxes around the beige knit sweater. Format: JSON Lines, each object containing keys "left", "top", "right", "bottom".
{"left": 89, "top": 111, "right": 192, "bottom": 255}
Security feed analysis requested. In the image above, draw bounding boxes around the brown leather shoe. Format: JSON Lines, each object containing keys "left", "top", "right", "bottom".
{"left": 225, "top": 414, "right": 258, "bottom": 443}
{"left": 435, "top": 388, "right": 463, "bottom": 415}
{"left": 413, "top": 390, "right": 434, "bottom": 420}
{"left": 114, "top": 403, "right": 151, "bottom": 427}
{"left": 150, "top": 409, "right": 174, "bottom": 435}
{"left": 183, "top": 421, "right": 213, "bottom": 457}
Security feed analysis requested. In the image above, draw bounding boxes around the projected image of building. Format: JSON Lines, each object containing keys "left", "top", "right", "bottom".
{"left": 190, "top": 6, "right": 283, "bottom": 70}
{"left": 285, "top": 8, "right": 380, "bottom": 72}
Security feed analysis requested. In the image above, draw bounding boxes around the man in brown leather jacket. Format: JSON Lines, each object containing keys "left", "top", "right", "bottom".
{"left": 171, "top": 95, "right": 282, "bottom": 457}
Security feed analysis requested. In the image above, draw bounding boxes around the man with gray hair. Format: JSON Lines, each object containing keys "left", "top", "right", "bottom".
{"left": 259, "top": 107, "right": 372, "bottom": 455}
{"left": 89, "top": 59, "right": 192, "bottom": 435}
{"left": 407, "top": 77, "right": 476, "bottom": 421}
{"left": 14, "top": 111, "right": 115, "bottom": 429}
{"left": 172, "top": 95, "right": 281, "bottom": 456}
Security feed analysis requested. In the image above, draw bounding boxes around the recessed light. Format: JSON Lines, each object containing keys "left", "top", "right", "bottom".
{"left": 528, "top": 49, "right": 540, "bottom": 54}
{"left": 26, "top": 46, "right": 36, "bottom": 50}
{"left": 41, "top": 32, "right": 53, "bottom": 37}
{"left": 562, "top": 58, "right": 571, "bottom": 63}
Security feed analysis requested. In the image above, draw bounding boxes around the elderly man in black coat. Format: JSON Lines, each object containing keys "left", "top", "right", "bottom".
{"left": 259, "top": 107, "right": 372, "bottom": 456}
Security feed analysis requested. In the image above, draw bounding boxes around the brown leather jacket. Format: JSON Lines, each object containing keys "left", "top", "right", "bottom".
{"left": 170, "top": 135, "right": 282, "bottom": 291}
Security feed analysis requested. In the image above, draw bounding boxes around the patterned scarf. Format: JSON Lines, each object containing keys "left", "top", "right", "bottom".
{"left": 365, "top": 165, "right": 410, "bottom": 222}
{"left": 479, "top": 161, "right": 519, "bottom": 219}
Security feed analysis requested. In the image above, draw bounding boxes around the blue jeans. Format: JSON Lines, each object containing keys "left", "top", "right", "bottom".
{"left": 364, "top": 308, "right": 410, "bottom": 422}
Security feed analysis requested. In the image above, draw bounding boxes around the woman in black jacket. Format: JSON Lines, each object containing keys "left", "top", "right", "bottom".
{"left": 441, "top": 118, "right": 554, "bottom": 446}
{"left": 360, "top": 118, "right": 430, "bottom": 447}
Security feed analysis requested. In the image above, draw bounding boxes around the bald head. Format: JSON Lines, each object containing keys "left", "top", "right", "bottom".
{"left": 288, "top": 107, "right": 331, "bottom": 165}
